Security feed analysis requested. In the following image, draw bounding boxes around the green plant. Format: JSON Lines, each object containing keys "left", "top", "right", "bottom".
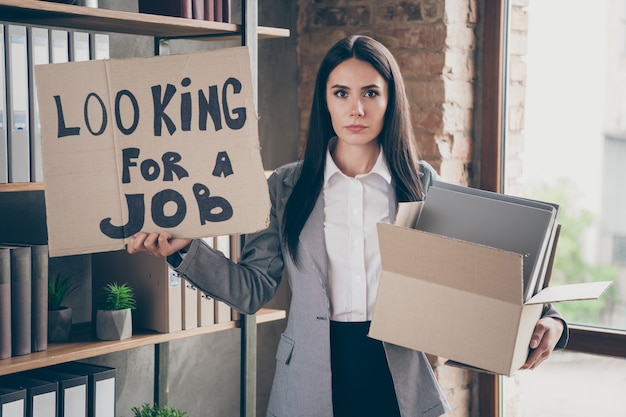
{"left": 130, "top": 403, "right": 188, "bottom": 417}
{"left": 48, "top": 273, "right": 78, "bottom": 311}
{"left": 101, "top": 282, "right": 137, "bottom": 311}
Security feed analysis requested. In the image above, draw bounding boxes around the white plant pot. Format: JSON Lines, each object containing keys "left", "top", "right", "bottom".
{"left": 96, "top": 308, "right": 132, "bottom": 340}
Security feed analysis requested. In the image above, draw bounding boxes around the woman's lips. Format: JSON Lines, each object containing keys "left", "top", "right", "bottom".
{"left": 346, "top": 124, "right": 366, "bottom": 133}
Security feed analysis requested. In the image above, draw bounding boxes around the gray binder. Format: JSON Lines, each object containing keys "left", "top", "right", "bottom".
{"left": 0, "top": 24, "right": 8, "bottom": 183}
{"left": 5, "top": 25, "right": 30, "bottom": 183}
{"left": 49, "top": 30, "right": 68, "bottom": 64}
{"left": 88, "top": 34, "right": 109, "bottom": 61}
{"left": 69, "top": 32, "right": 90, "bottom": 63}
{"left": 27, "top": 27, "right": 49, "bottom": 183}
{"left": 416, "top": 182, "right": 558, "bottom": 302}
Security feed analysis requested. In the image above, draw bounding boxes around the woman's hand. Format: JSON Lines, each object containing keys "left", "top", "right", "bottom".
{"left": 126, "top": 231, "right": 192, "bottom": 257}
{"left": 520, "top": 316, "right": 564, "bottom": 370}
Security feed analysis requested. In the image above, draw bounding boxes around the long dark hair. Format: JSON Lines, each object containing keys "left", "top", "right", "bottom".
{"left": 283, "top": 35, "right": 424, "bottom": 264}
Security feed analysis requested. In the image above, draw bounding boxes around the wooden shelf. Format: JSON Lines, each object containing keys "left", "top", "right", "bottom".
{"left": 0, "top": 308, "right": 285, "bottom": 376}
{"left": 0, "top": 0, "right": 289, "bottom": 39}
{"left": 0, "top": 182, "right": 44, "bottom": 192}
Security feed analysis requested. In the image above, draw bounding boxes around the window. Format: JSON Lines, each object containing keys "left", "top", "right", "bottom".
{"left": 479, "top": 1, "right": 626, "bottom": 416}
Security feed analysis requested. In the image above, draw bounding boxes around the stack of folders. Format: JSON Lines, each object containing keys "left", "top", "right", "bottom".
{"left": 0, "top": 362, "right": 116, "bottom": 417}
{"left": 0, "top": 23, "right": 109, "bottom": 184}
{"left": 0, "top": 244, "right": 49, "bottom": 360}
{"left": 138, "top": 0, "right": 231, "bottom": 22}
{"left": 415, "top": 181, "right": 560, "bottom": 302}
{"left": 92, "top": 235, "right": 236, "bottom": 334}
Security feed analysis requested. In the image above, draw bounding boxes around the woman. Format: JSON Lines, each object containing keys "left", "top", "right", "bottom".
{"left": 127, "top": 35, "right": 566, "bottom": 417}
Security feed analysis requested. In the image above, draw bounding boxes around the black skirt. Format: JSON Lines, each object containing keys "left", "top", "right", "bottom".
{"left": 330, "top": 320, "right": 401, "bottom": 417}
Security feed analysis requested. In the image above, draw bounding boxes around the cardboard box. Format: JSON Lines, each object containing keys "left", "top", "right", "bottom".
{"left": 369, "top": 222, "right": 612, "bottom": 376}
{"left": 35, "top": 47, "right": 270, "bottom": 257}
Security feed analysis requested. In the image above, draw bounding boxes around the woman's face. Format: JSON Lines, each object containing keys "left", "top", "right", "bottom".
{"left": 326, "top": 58, "right": 388, "bottom": 148}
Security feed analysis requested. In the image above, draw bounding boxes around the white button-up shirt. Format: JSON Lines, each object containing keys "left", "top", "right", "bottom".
{"left": 323, "top": 143, "right": 396, "bottom": 322}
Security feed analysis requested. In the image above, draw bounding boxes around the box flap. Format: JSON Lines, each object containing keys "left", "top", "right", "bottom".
{"left": 377, "top": 222, "right": 524, "bottom": 304}
{"left": 526, "top": 281, "right": 612, "bottom": 305}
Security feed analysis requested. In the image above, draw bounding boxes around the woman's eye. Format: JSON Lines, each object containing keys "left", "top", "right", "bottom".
{"left": 364, "top": 90, "right": 378, "bottom": 98}
{"left": 333, "top": 90, "right": 348, "bottom": 98}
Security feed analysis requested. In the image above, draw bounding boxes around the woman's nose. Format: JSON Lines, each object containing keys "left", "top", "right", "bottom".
{"left": 350, "top": 100, "right": 364, "bottom": 117}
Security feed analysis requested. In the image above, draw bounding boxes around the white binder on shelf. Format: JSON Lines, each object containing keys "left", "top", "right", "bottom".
{"left": 49, "top": 30, "right": 68, "bottom": 64}
{"left": 27, "top": 27, "right": 49, "bottom": 183}
{"left": 181, "top": 278, "right": 198, "bottom": 330}
{"left": 5, "top": 25, "right": 30, "bottom": 183}
{"left": 89, "top": 33, "right": 109, "bottom": 60}
{"left": 214, "top": 235, "right": 232, "bottom": 323}
{"left": 69, "top": 32, "right": 90, "bottom": 62}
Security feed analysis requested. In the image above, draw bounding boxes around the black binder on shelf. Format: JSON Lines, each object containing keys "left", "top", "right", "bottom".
{"left": 0, "top": 246, "right": 11, "bottom": 359}
{"left": 138, "top": 0, "right": 192, "bottom": 18}
{"left": 0, "top": 374, "right": 57, "bottom": 417}
{"left": 4, "top": 24, "right": 30, "bottom": 183}
{"left": 4, "top": 245, "right": 32, "bottom": 357}
{"left": 0, "top": 24, "right": 8, "bottom": 184}
{"left": 27, "top": 27, "right": 49, "bottom": 183}
{"left": 0, "top": 387, "right": 26, "bottom": 417}
{"left": 24, "top": 369, "right": 87, "bottom": 417}
{"left": 49, "top": 363, "right": 115, "bottom": 417}
{"left": 416, "top": 181, "right": 558, "bottom": 302}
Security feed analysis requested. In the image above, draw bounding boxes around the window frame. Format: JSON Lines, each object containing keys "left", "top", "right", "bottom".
{"left": 479, "top": 1, "right": 626, "bottom": 416}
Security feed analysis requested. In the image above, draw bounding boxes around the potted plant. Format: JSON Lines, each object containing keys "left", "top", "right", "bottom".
{"left": 48, "top": 273, "right": 79, "bottom": 342}
{"left": 96, "top": 282, "right": 136, "bottom": 341}
{"left": 129, "top": 403, "right": 188, "bottom": 417}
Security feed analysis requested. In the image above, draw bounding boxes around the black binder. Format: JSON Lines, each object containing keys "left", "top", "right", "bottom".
{"left": 49, "top": 363, "right": 115, "bottom": 417}
{"left": 0, "top": 387, "right": 26, "bottom": 417}
{"left": 0, "top": 374, "right": 57, "bottom": 417}
{"left": 24, "top": 369, "right": 87, "bottom": 417}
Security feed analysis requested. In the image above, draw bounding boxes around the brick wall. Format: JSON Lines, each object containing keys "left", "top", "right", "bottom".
{"left": 296, "top": 0, "right": 478, "bottom": 415}
{"left": 505, "top": 0, "right": 528, "bottom": 197}
{"left": 296, "top": 0, "right": 476, "bottom": 185}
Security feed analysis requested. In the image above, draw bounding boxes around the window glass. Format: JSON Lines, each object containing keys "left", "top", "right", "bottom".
{"left": 502, "top": 1, "right": 626, "bottom": 415}
{"left": 504, "top": 0, "right": 625, "bottom": 331}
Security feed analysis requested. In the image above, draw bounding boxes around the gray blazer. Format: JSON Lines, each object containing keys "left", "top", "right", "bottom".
{"left": 174, "top": 160, "right": 450, "bottom": 417}
{"left": 172, "top": 161, "right": 567, "bottom": 417}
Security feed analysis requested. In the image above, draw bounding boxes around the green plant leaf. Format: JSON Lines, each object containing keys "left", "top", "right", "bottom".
{"left": 48, "top": 272, "right": 79, "bottom": 311}
{"left": 129, "top": 403, "right": 188, "bottom": 417}
{"left": 102, "top": 282, "right": 137, "bottom": 311}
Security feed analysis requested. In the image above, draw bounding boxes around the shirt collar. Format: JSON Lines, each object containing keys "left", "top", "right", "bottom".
{"left": 323, "top": 137, "right": 392, "bottom": 187}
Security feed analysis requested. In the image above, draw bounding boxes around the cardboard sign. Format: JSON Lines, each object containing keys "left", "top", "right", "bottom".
{"left": 35, "top": 47, "right": 270, "bottom": 257}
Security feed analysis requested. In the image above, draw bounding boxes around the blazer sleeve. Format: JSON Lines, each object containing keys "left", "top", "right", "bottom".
{"left": 169, "top": 170, "right": 286, "bottom": 315}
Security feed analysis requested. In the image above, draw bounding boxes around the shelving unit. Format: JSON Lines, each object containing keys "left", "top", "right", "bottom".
{"left": 0, "top": 308, "right": 286, "bottom": 377}
{"left": 0, "top": 1, "right": 289, "bottom": 416}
